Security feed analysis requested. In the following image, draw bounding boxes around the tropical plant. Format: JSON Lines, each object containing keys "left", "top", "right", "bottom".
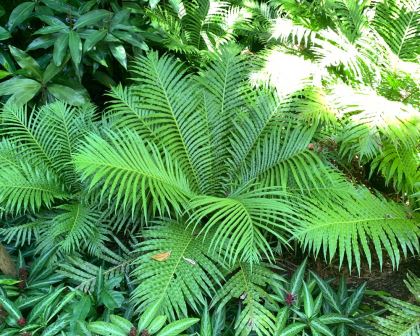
{"left": 88, "top": 299, "right": 199, "bottom": 336}
{"left": 71, "top": 46, "right": 418, "bottom": 334}
{"left": 271, "top": 260, "right": 371, "bottom": 336}
{"left": 0, "top": 101, "right": 110, "bottom": 258}
{"left": 369, "top": 271, "right": 420, "bottom": 336}
{"left": 0, "top": 0, "right": 150, "bottom": 104}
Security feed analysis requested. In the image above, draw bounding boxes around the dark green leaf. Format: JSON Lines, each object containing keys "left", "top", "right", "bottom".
{"left": 109, "top": 44, "right": 127, "bottom": 69}
{"left": 279, "top": 323, "right": 306, "bottom": 336}
{"left": 69, "top": 31, "right": 83, "bottom": 67}
{"left": 53, "top": 33, "right": 69, "bottom": 66}
{"left": 84, "top": 30, "right": 107, "bottom": 52}
{"left": 74, "top": 10, "right": 111, "bottom": 29}
{"left": 311, "top": 272, "right": 342, "bottom": 313}
{"left": 0, "top": 77, "right": 41, "bottom": 104}
{"left": 7, "top": 2, "right": 35, "bottom": 31}
{"left": 0, "top": 26, "right": 10, "bottom": 41}
{"left": 27, "top": 36, "right": 56, "bottom": 50}
{"left": 47, "top": 84, "right": 88, "bottom": 106}
{"left": 9, "top": 46, "right": 42, "bottom": 80}
{"left": 345, "top": 282, "right": 366, "bottom": 314}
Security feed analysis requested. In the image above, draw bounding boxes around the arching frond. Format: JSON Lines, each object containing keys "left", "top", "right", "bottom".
{"left": 370, "top": 142, "right": 419, "bottom": 194}
{"left": 212, "top": 263, "right": 283, "bottom": 336}
{"left": 188, "top": 188, "right": 299, "bottom": 266}
{"left": 59, "top": 237, "right": 134, "bottom": 292}
{"left": 373, "top": 0, "right": 420, "bottom": 62}
{"left": 105, "top": 84, "right": 156, "bottom": 140}
{"left": 330, "top": 84, "right": 419, "bottom": 161}
{"left": 369, "top": 273, "right": 420, "bottom": 336}
{"left": 132, "top": 220, "right": 224, "bottom": 319}
{"left": 295, "top": 187, "right": 420, "bottom": 273}
{"left": 0, "top": 162, "right": 67, "bottom": 215}
{"left": 37, "top": 203, "right": 109, "bottom": 256}
{"left": 39, "top": 101, "right": 94, "bottom": 188}
{"left": 0, "top": 220, "right": 42, "bottom": 247}
{"left": 131, "top": 52, "right": 207, "bottom": 192}
{"left": 0, "top": 103, "right": 57, "bottom": 168}
{"left": 75, "top": 130, "right": 193, "bottom": 218}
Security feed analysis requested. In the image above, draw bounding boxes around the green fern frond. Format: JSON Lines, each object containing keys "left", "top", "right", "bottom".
{"left": 212, "top": 263, "right": 283, "bottom": 336}
{"left": 369, "top": 273, "right": 420, "bottom": 336}
{"left": 39, "top": 101, "right": 94, "bottom": 189}
{"left": 75, "top": 130, "right": 193, "bottom": 218}
{"left": 1, "top": 103, "right": 57, "bottom": 168}
{"left": 296, "top": 187, "right": 420, "bottom": 273}
{"left": 105, "top": 84, "right": 156, "bottom": 141}
{"left": 37, "top": 203, "right": 108, "bottom": 255}
{"left": 330, "top": 84, "right": 419, "bottom": 161}
{"left": 370, "top": 141, "right": 419, "bottom": 194}
{"left": 132, "top": 220, "right": 224, "bottom": 319}
{"left": 187, "top": 188, "right": 299, "bottom": 265}
{"left": 59, "top": 240, "right": 134, "bottom": 292}
{"left": 373, "top": 0, "right": 420, "bottom": 62}
{"left": 131, "top": 51, "right": 208, "bottom": 192}
{"left": 0, "top": 220, "right": 42, "bottom": 247}
{"left": 0, "top": 162, "right": 68, "bottom": 215}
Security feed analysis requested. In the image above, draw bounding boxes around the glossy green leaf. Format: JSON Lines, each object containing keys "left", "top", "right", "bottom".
{"left": 311, "top": 320, "right": 334, "bottom": 336}
{"left": 84, "top": 30, "right": 107, "bottom": 52}
{"left": 290, "top": 258, "right": 307, "bottom": 295}
{"left": 69, "top": 31, "right": 83, "bottom": 67}
{"left": 138, "top": 300, "right": 162, "bottom": 331}
{"left": 311, "top": 272, "right": 342, "bottom": 313}
{"left": 156, "top": 318, "right": 199, "bottom": 336}
{"left": 0, "top": 26, "right": 10, "bottom": 40}
{"left": 318, "top": 314, "right": 353, "bottom": 325}
{"left": 303, "top": 282, "right": 314, "bottom": 317}
{"left": 0, "top": 77, "right": 41, "bottom": 104}
{"left": 47, "top": 84, "right": 88, "bottom": 106}
{"left": 7, "top": 2, "right": 35, "bottom": 30}
{"left": 279, "top": 323, "right": 306, "bottom": 336}
{"left": 53, "top": 33, "right": 69, "bottom": 66}
{"left": 27, "top": 36, "right": 56, "bottom": 50}
{"left": 147, "top": 315, "right": 167, "bottom": 334}
{"left": 109, "top": 315, "right": 133, "bottom": 333}
{"left": 109, "top": 44, "right": 127, "bottom": 69}
{"left": 0, "top": 295, "right": 22, "bottom": 320}
{"left": 345, "top": 282, "right": 366, "bottom": 314}
{"left": 9, "top": 46, "right": 42, "bottom": 80}
{"left": 74, "top": 10, "right": 111, "bottom": 29}
{"left": 88, "top": 322, "right": 126, "bottom": 336}
{"left": 0, "top": 69, "right": 10, "bottom": 79}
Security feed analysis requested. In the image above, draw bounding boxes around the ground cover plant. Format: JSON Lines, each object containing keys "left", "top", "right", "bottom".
{"left": 0, "top": 0, "right": 419, "bottom": 335}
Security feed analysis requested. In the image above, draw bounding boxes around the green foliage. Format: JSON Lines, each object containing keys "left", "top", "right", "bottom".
{"left": 369, "top": 272, "right": 420, "bottom": 336}
{"left": 0, "top": 0, "right": 150, "bottom": 105}
{"left": 0, "top": 1, "right": 418, "bottom": 336}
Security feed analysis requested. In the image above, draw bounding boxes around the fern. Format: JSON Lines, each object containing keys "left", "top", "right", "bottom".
{"left": 212, "top": 263, "right": 282, "bottom": 336}
{"left": 373, "top": 0, "right": 420, "bottom": 62}
{"left": 369, "top": 272, "right": 420, "bottom": 335}
{"left": 295, "top": 187, "right": 419, "bottom": 273}
{"left": 132, "top": 220, "right": 224, "bottom": 319}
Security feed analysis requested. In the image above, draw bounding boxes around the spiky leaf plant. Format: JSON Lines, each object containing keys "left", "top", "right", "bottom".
{"left": 72, "top": 47, "right": 418, "bottom": 334}
{"left": 0, "top": 101, "right": 109, "bottom": 257}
